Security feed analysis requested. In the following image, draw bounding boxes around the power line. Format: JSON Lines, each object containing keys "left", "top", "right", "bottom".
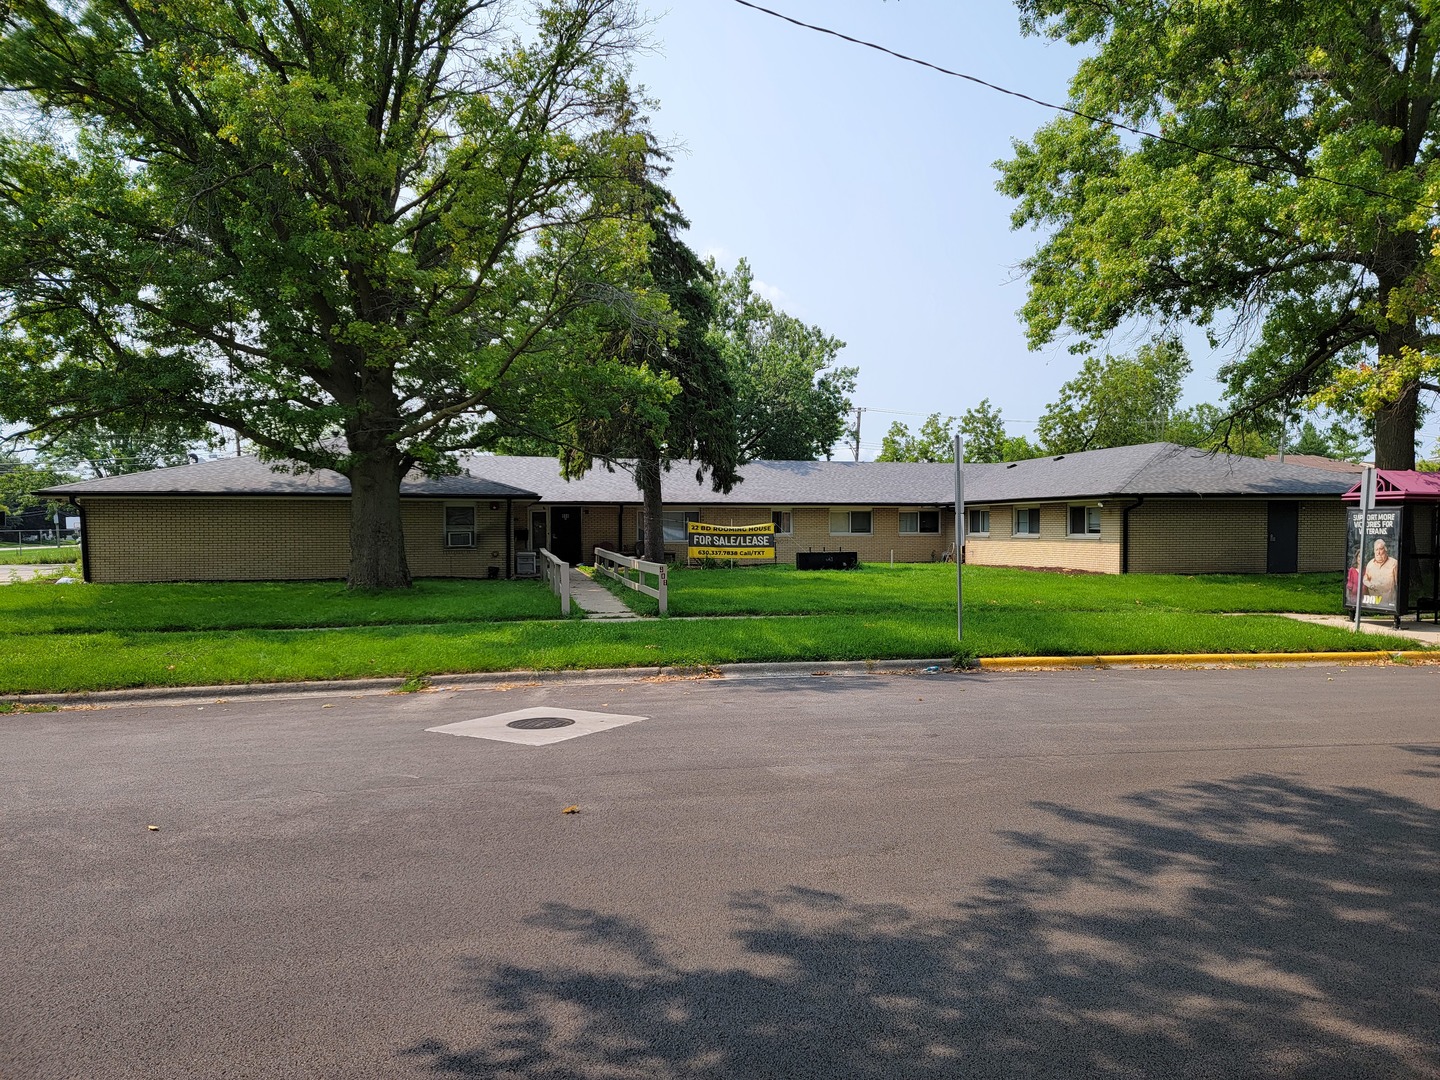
{"left": 727, "top": 0, "right": 1440, "bottom": 214}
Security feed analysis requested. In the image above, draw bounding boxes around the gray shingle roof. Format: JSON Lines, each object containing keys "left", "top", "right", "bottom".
{"left": 38, "top": 442, "right": 1355, "bottom": 503}
{"left": 37, "top": 455, "right": 538, "bottom": 499}
{"left": 964, "top": 443, "right": 1357, "bottom": 501}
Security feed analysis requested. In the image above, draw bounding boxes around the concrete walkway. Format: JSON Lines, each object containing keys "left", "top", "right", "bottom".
{"left": 569, "top": 569, "right": 642, "bottom": 619}
{"left": 1280, "top": 611, "right": 1440, "bottom": 645}
{"left": 0, "top": 563, "right": 70, "bottom": 584}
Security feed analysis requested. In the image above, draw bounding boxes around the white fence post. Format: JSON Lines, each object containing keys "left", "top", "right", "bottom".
{"left": 592, "top": 547, "right": 667, "bottom": 614}
{"left": 539, "top": 547, "right": 570, "bottom": 616}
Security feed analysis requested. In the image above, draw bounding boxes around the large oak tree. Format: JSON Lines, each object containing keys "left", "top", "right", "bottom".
{"left": 0, "top": 0, "right": 666, "bottom": 586}
{"left": 998, "top": 1, "right": 1440, "bottom": 468}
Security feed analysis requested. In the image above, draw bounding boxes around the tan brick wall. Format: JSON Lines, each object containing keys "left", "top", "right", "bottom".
{"left": 80, "top": 497, "right": 517, "bottom": 582}
{"left": 962, "top": 503, "right": 1123, "bottom": 574}
{"left": 1127, "top": 498, "right": 1345, "bottom": 574}
{"left": 523, "top": 502, "right": 961, "bottom": 566}
{"left": 1297, "top": 500, "right": 1347, "bottom": 572}
{"left": 402, "top": 500, "right": 512, "bottom": 578}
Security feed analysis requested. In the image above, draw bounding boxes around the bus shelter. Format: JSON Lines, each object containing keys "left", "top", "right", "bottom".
{"left": 1342, "top": 471, "right": 1440, "bottom": 625}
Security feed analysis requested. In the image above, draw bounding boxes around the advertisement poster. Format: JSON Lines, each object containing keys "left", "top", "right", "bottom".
{"left": 686, "top": 521, "right": 776, "bottom": 560}
{"left": 1345, "top": 508, "right": 1402, "bottom": 612}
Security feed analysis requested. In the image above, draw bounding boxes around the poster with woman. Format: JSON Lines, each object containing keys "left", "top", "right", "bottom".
{"left": 1346, "top": 508, "right": 1403, "bottom": 612}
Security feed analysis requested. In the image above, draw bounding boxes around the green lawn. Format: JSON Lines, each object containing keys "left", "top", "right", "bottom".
{"left": 0, "top": 577, "right": 564, "bottom": 632}
{"left": 0, "top": 565, "right": 1417, "bottom": 696}
{"left": 0, "top": 545, "right": 81, "bottom": 565}
{"left": 605, "top": 563, "right": 1349, "bottom": 617}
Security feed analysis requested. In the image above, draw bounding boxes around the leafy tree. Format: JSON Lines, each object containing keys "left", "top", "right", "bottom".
{"left": 38, "top": 418, "right": 220, "bottom": 476}
{"left": 1000, "top": 434, "right": 1044, "bottom": 461}
{"left": 877, "top": 413, "right": 957, "bottom": 462}
{"left": 558, "top": 182, "right": 739, "bottom": 562}
{"left": 1164, "top": 403, "right": 1277, "bottom": 459}
{"left": 1034, "top": 339, "right": 1190, "bottom": 453}
{"left": 0, "top": 455, "right": 75, "bottom": 519}
{"left": 706, "top": 258, "right": 857, "bottom": 461}
{"left": 0, "top": 0, "right": 664, "bottom": 587}
{"left": 998, "top": 1, "right": 1440, "bottom": 468}
{"left": 958, "top": 398, "right": 1008, "bottom": 463}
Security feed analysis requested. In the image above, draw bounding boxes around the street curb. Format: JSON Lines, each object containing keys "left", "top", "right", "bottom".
{"left": 978, "top": 650, "right": 1435, "bottom": 669}
{"left": 5, "top": 652, "right": 1434, "bottom": 710}
{"left": 3, "top": 659, "right": 962, "bottom": 709}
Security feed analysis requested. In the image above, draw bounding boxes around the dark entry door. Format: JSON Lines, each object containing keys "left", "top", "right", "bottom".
{"left": 1267, "top": 501, "right": 1299, "bottom": 574}
{"left": 549, "top": 506, "right": 583, "bottom": 565}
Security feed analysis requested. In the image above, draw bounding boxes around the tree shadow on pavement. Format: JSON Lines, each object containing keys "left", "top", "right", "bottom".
{"left": 403, "top": 768, "right": 1440, "bottom": 1078}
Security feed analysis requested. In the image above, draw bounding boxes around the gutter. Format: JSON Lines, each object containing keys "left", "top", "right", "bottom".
{"left": 505, "top": 497, "right": 513, "bottom": 580}
{"left": 1121, "top": 496, "right": 1145, "bottom": 574}
{"left": 77, "top": 499, "right": 91, "bottom": 583}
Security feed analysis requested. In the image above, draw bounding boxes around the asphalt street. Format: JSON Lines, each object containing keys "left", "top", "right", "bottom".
{"left": 4, "top": 667, "right": 1438, "bottom": 1079}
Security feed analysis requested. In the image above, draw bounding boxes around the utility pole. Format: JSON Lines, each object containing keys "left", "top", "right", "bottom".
{"left": 851, "top": 407, "right": 864, "bottom": 462}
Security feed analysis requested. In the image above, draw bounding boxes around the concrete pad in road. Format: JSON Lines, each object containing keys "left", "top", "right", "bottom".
{"left": 427, "top": 705, "right": 647, "bottom": 745}
{"left": 3, "top": 667, "right": 1438, "bottom": 1079}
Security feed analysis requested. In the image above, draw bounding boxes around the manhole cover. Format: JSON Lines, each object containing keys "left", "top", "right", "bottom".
{"left": 506, "top": 716, "right": 577, "bottom": 730}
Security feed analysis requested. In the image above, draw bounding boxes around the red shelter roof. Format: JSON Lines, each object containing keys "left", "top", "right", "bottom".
{"left": 1341, "top": 470, "right": 1440, "bottom": 502}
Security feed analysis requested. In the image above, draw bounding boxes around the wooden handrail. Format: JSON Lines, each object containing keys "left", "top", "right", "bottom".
{"left": 593, "top": 548, "right": 668, "bottom": 615}
{"left": 538, "top": 547, "right": 570, "bottom": 616}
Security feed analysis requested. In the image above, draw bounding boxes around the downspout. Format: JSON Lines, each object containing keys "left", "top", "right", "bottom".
{"left": 505, "top": 498, "right": 513, "bottom": 580}
{"left": 77, "top": 500, "right": 91, "bottom": 583}
{"left": 1121, "top": 496, "right": 1145, "bottom": 574}
{"left": 617, "top": 504, "right": 624, "bottom": 552}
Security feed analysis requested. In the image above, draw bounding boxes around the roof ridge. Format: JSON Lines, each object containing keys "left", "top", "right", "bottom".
{"left": 1116, "top": 441, "right": 1179, "bottom": 492}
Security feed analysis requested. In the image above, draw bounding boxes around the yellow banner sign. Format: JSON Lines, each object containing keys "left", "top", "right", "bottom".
{"left": 686, "top": 521, "right": 776, "bottom": 560}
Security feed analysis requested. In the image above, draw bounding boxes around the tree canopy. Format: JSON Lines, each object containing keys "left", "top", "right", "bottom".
{"left": 998, "top": 1, "right": 1440, "bottom": 468}
{"left": 706, "top": 258, "right": 856, "bottom": 461}
{"left": 1034, "top": 338, "right": 1190, "bottom": 454}
{"left": 555, "top": 182, "right": 739, "bottom": 561}
{"left": 876, "top": 412, "right": 957, "bottom": 463}
{"left": 0, "top": 0, "right": 666, "bottom": 586}
{"left": 0, "top": 455, "right": 75, "bottom": 518}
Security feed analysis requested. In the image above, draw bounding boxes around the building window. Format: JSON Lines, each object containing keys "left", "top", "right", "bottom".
{"left": 661, "top": 510, "right": 699, "bottom": 544}
{"left": 1068, "top": 505, "right": 1102, "bottom": 536}
{"left": 772, "top": 510, "right": 793, "bottom": 535}
{"left": 967, "top": 509, "right": 990, "bottom": 536}
{"left": 1014, "top": 507, "right": 1041, "bottom": 536}
{"left": 829, "top": 509, "right": 873, "bottom": 535}
{"left": 899, "top": 510, "right": 941, "bottom": 534}
{"left": 445, "top": 504, "right": 476, "bottom": 547}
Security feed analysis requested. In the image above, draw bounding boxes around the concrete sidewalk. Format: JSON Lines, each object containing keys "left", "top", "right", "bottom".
{"left": 1279, "top": 611, "right": 1440, "bottom": 645}
{"left": 569, "top": 569, "right": 641, "bottom": 619}
{"left": 0, "top": 563, "right": 70, "bottom": 584}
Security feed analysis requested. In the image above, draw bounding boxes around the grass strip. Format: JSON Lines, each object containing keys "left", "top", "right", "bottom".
{"left": 0, "top": 547, "right": 81, "bottom": 566}
{"left": 603, "top": 564, "right": 1350, "bottom": 617}
{"left": 0, "top": 612, "right": 1410, "bottom": 695}
{"left": 0, "top": 577, "right": 563, "bottom": 632}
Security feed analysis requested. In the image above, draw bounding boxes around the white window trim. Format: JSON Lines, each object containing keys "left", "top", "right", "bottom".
{"left": 898, "top": 508, "right": 942, "bottom": 535}
{"left": 967, "top": 508, "right": 991, "bottom": 537}
{"left": 660, "top": 508, "right": 699, "bottom": 545}
{"left": 1013, "top": 506, "right": 1041, "bottom": 538}
{"left": 829, "top": 508, "right": 874, "bottom": 536}
{"left": 444, "top": 502, "right": 476, "bottom": 548}
{"left": 771, "top": 509, "right": 794, "bottom": 536}
{"left": 1067, "top": 504, "right": 1103, "bottom": 538}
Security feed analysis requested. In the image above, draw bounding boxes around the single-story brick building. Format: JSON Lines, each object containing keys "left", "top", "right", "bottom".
{"left": 39, "top": 442, "right": 1354, "bottom": 582}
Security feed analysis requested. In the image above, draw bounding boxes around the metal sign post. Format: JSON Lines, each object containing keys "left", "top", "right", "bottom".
{"left": 1354, "top": 466, "right": 1376, "bottom": 632}
{"left": 954, "top": 433, "right": 965, "bottom": 642}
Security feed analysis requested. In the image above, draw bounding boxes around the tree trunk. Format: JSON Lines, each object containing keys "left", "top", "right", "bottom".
{"left": 638, "top": 448, "right": 665, "bottom": 564}
{"left": 1373, "top": 381, "right": 1419, "bottom": 469}
{"left": 347, "top": 450, "right": 412, "bottom": 589}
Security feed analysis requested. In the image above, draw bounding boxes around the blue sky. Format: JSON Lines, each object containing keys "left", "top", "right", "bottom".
{"left": 631, "top": 0, "right": 1440, "bottom": 459}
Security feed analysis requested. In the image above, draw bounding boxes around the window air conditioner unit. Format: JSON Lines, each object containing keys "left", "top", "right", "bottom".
{"left": 515, "top": 550, "right": 538, "bottom": 576}
{"left": 446, "top": 530, "right": 475, "bottom": 548}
